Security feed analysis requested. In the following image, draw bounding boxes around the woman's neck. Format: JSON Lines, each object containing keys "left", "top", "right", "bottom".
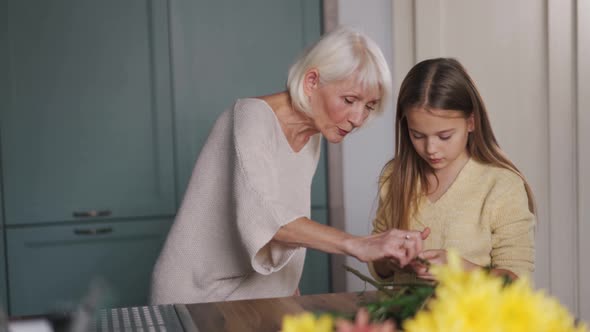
{"left": 260, "top": 91, "right": 319, "bottom": 152}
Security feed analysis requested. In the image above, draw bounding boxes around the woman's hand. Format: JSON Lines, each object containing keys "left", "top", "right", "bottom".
{"left": 348, "top": 228, "right": 430, "bottom": 267}
{"left": 273, "top": 218, "right": 429, "bottom": 268}
{"left": 411, "top": 249, "right": 478, "bottom": 280}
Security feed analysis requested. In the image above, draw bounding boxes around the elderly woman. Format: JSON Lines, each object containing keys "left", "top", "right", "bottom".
{"left": 150, "top": 27, "right": 429, "bottom": 305}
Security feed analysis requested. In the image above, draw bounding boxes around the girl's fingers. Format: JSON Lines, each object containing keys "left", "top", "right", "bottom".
{"left": 418, "top": 274, "right": 436, "bottom": 281}
{"left": 421, "top": 227, "right": 431, "bottom": 240}
{"left": 412, "top": 262, "right": 429, "bottom": 275}
{"left": 418, "top": 249, "right": 440, "bottom": 260}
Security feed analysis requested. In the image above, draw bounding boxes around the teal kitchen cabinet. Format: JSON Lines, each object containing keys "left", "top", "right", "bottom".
{"left": 0, "top": 0, "right": 327, "bottom": 316}
{"left": 301, "top": 143, "right": 331, "bottom": 294}
{"left": 0, "top": 0, "right": 176, "bottom": 315}
{"left": 0, "top": 227, "right": 6, "bottom": 311}
{"left": 311, "top": 142, "right": 329, "bottom": 208}
{"left": 170, "top": 0, "right": 323, "bottom": 199}
{"left": 300, "top": 208, "right": 331, "bottom": 295}
{"left": 0, "top": 0, "right": 175, "bottom": 225}
{"left": 6, "top": 218, "right": 171, "bottom": 316}
{"left": 0, "top": 197, "right": 6, "bottom": 311}
{"left": 169, "top": 0, "right": 329, "bottom": 294}
{"left": 0, "top": 0, "right": 9, "bottom": 310}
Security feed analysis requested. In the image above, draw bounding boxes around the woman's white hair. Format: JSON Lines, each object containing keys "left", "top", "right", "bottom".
{"left": 287, "top": 26, "right": 392, "bottom": 118}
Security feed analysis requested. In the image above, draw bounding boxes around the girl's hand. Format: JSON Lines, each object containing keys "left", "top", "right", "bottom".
{"left": 408, "top": 249, "right": 443, "bottom": 280}
{"left": 350, "top": 228, "right": 430, "bottom": 267}
{"left": 412, "top": 249, "right": 478, "bottom": 280}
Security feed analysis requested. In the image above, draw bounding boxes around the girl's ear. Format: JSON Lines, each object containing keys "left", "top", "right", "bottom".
{"left": 467, "top": 113, "right": 475, "bottom": 132}
{"left": 303, "top": 68, "right": 320, "bottom": 96}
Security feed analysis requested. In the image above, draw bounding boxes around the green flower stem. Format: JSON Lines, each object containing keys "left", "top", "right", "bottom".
{"left": 343, "top": 264, "right": 436, "bottom": 325}
{"left": 342, "top": 265, "right": 396, "bottom": 297}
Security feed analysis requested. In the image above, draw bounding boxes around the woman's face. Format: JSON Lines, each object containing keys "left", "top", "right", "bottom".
{"left": 306, "top": 70, "right": 381, "bottom": 143}
{"left": 406, "top": 107, "right": 474, "bottom": 172}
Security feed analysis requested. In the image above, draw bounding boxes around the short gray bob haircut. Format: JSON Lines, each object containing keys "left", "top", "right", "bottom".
{"left": 287, "top": 26, "right": 392, "bottom": 116}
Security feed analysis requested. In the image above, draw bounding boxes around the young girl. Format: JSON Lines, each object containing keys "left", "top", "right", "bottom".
{"left": 368, "top": 58, "right": 536, "bottom": 283}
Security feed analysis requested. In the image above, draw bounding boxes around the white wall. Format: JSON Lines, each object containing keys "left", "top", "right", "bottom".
{"left": 331, "top": 0, "right": 587, "bottom": 321}
{"left": 336, "top": 0, "right": 395, "bottom": 292}
{"left": 578, "top": 0, "right": 590, "bottom": 320}
{"left": 411, "top": 0, "right": 551, "bottom": 290}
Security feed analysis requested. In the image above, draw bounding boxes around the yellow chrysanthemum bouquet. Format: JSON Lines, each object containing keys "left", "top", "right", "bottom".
{"left": 404, "top": 250, "right": 587, "bottom": 332}
{"left": 282, "top": 250, "right": 588, "bottom": 332}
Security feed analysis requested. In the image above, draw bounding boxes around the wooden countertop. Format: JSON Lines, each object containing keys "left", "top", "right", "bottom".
{"left": 177, "top": 291, "right": 379, "bottom": 332}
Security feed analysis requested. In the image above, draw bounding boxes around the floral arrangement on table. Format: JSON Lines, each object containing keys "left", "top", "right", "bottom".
{"left": 281, "top": 250, "right": 588, "bottom": 332}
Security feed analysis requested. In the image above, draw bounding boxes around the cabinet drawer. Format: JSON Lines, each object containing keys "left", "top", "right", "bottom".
{"left": 7, "top": 218, "right": 172, "bottom": 316}
{"left": 1, "top": 0, "right": 175, "bottom": 225}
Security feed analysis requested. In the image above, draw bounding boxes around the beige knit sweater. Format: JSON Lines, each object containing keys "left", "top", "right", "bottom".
{"left": 368, "top": 158, "right": 535, "bottom": 282}
{"left": 150, "top": 98, "right": 321, "bottom": 304}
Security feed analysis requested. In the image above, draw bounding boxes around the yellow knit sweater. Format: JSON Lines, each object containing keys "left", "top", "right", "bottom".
{"left": 368, "top": 158, "right": 535, "bottom": 282}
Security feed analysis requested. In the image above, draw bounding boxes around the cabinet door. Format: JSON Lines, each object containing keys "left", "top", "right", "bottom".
{"left": 299, "top": 208, "right": 331, "bottom": 295}
{"left": 0, "top": 0, "right": 6, "bottom": 311}
{"left": 6, "top": 219, "right": 171, "bottom": 316}
{"left": 0, "top": 194, "right": 6, "bottom": 310}
{"left": 169, "top": 0, "right": 327, "bottom": 294}
{"left": 0, "top": 0, "right": 175, "bottom": 225}
{"left": 171, "top": 0, "right": 322, "bottom": 198}
{"left": 0, "top": 228, "right": 5, "bottom": 311}
{"left": 311, "top": 141, "right": 328, "bottom": 208}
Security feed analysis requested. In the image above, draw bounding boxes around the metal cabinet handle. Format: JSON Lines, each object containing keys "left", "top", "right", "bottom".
{"left": 73, "top": 227, "right": 113, "bottom": 236}
{"left": 72, "top": 210, "right": 112, "bottom": 218}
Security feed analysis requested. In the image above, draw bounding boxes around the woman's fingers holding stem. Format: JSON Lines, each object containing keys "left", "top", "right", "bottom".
{"left": 353, "top": 228, "right": 430, "bottom": 267}
{"left": 386, "top": 228, "right": 428, "bottom": 267}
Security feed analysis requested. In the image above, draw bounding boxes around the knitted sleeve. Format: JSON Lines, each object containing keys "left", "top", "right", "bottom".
{"left": 372, "top": 162, "right": 394, "bottom": 234}
{"left": 232, "top": 103, "right": 304, "bottom": 276}
{"left": 485, "top": 174, "right": 535, "bottom": 278}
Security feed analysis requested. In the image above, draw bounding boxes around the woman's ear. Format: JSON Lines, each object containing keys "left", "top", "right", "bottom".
{"left": 303, "top": 69, "right": 319, "bottom": 96}
{"left": 467, "top": 113, "right": 475, "bottom": 132}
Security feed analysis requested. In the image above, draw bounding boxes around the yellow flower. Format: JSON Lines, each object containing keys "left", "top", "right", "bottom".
{"left": 281, "top": 312, "right": 333, "bottom": 332}
{"left": 497, "top": 279, "right": 545, "bottom": 331}
{"left": 404, "top": 249, "right": 589, "bottom": 332}
{"left": 499, "top": 279, "right": 588, "bottom": 332}
{"left": 283, "top": 249, "right": 588, "bottom": 332}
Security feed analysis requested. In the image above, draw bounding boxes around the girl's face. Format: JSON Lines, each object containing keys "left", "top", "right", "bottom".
{"left": 406, "top": 107, "right": 474, "bottom": 172}
{"left": 306, "top": 70, "right": 380, "bottom": 143}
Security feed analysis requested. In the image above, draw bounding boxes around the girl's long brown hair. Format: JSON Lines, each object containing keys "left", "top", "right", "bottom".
{"left": 379, "top": 58, "right": 536, "bottom": 230}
